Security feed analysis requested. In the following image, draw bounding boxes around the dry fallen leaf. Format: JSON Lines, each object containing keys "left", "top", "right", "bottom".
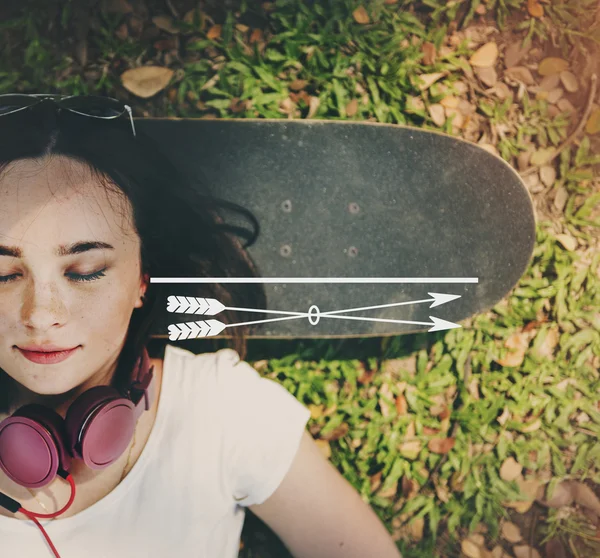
{"left": 152, "top": 15, "right": 180, "bottom": 34}
{"left": 120, "top": 66, "right": 175, "bottom": 98}
{"left": 585, "top": 108, "right": 600, "bottom": 134}
{"left": 470, "top": 41, "right": 499, "bottom": 68}
{"left": 428, "top": 437, "right": 456, "bottom": 454}
{"left": 530, "top": 147, "right": 554, "bottom": 166}
{"left": 559, "top": 71, "right": 578, "bottom": 92}
{"left": 539, "top": 165, "right": 556, "bottom": 187}
{"left": 428, "top": 103, "right": 446, "bottom": 127}
{"left": 409, "top": 517, "right": 424, "bottom": 542}
{"left": 494, "top": 81, "right": 512, "bottom": 100}
{"left": 541, "top": 480, "right": 600, "bottom": 514}
{"left": 399, "top": 421, "right": 422, "bottom": 459}
{"left": 352, "top": 6, "right": 370, "bottom": 24}
{"left": 557, "top": 98, "right": 575, "bottom": 113}
{"left": 458, "top": 99, "right": 476, "bottom": 115}
{"left": 496, "top": 332, "right": 530, "bottom": 367}
{"left": 345, "top": 98, "right": 359, "bottom": 117}
{"left": 395, "top": 394, "right": 408, "bottom": 415}
{"left": 504, "top": 66, "right": 535, "bottom": 85}
{"left": 370, "top": 471, "right": 382, "bottom": 493}
{"left": 357, "top": 361, "right": 376, "bottom": 385}
{"left": 497, "top": 406, "right": 511, "bottom": 425}
{"left": 440, "top": 96, "right": 460, "bottom": 108}
{"left": 378, "top": 383, "right": 395, "bottom": 417}
{"left": 445, "top": 107, "right": 465, "bottom": 129}
{"left": 501, "top": 521, "right": 522, "bottom": 543}
{"left": 505, "top": 498, "right": 534, "bottom": 514}
{"left": 504, "top": 41, "right": 530, "bottom": 68}
{"left": 538, "top": 57, "right": 569, "bottom": 76}
{"left": 405, "top": 95, "right": 425, "bottom": 113}
{"left": 556, "top": 234, "right": 577, "bottom": 251}
{"left": 399, "top": 439, "right": 422, "bottom": 459}
{"left": 423, "top": 426, "right": 441, "bottom": 435}
{"left": 461, "top": 539, "right": 482, "bottom": 558}
{"left": 538, "top": 74, "right": 561, "bottom": 92}
{"left": 435, "top": 481, "right": 450, "bottom": 503}
{"left": 308, "top": 404, "right": 324, "bottom": 419}
{"left": 527, "top": 0, "right": 544, "bottom": 17}
{"left": 547, "top": 87, "right": 564, "bottom": 104}
{"left": 540, "top": 480, "right": 572, "bottom": 507}
{"left": 207, "top": 24, "right": 222, "bottom": 40}
{"left": 452, "top": 80, "right": 469, "bottom": 95}
{"left": 422, "top": 42, "right": 437, "bottom": 65}
{"left": 532, "top": 326, "right": 559, "bottom": 360}
{"left": 417, "top": 72, "right": 446, "bottom": 91}
{"left": 500, "top": 457, "right": 523, "bottom": 481}
{"left": 505, "top": 476, "right": 545, "bottom": 513}
{"left": 319, "top": 422, "right": 349, "bottom": 441}
{"left": 553, "top": 186, "right": 569, "bottom": 212}
{"left": 402, "top": 476, "right": 419, "bottom": 499}
{"left": 468, "top": 534, "right": 486, "bottom": 547}
{"left": 521, "top": 418, "right": 542, "bottom": 432}
{"left": 475, "top": 66, "right": 497, "bottom": 87}
{"left": 378, "top": 478, "right": 398, "bottom": 499}
{"left": 517, "top": 150, "right": 531, "bottom": 171}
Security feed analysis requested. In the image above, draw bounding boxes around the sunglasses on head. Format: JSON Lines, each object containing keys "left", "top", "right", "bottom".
{"left": 0, "top": 93, "right": 136, "bottom": 137}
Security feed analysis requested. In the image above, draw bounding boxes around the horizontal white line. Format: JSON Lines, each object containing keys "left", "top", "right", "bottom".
{"left": 151, "top": 277, "right": 479, "bottom": 283}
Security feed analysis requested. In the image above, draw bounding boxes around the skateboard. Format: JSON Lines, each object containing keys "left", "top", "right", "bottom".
{"left": 135, "top": 118, "right": 536, "bottom": 340}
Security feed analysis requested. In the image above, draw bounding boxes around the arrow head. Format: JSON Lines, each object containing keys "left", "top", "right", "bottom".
{"left": 205, "top": 319, "right": 227, "bottom": 336}
{"left": 428, "top": 316, "right": 462, "bottom": 332}
{"left": 428, "top": 292, "right": 462, "bottom": 308}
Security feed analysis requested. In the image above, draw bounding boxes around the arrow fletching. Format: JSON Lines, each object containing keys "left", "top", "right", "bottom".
{"left": 167, "top": 319, "right": 227, "bottom": 340}
{"left": 167, "top": 296, "right": 226, "bottom": 315}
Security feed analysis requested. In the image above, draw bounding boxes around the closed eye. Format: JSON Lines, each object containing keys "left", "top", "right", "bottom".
{"left": 0, "top": 269, "right": 108, "bottom": 284}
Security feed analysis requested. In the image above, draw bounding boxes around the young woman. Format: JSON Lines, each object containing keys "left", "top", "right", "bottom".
{"left": 0, "top": 95, "right": 402, "bottom": 557}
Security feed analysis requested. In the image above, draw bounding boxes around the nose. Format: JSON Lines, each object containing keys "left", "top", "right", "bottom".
{"left": 21, "top": 281, "right": 69, "bottom": 330}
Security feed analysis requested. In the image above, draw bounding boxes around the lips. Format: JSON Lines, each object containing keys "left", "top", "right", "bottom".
{"left": 16, "top": 346, "right": 80, "bottom": 364}
{"left": 17, "top": 345, "right": 77, "bottom": 353}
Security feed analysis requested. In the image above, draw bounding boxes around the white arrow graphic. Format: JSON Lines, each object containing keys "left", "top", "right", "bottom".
{"left": 166, "top": 296, "right": 226, "bottom": 315}
{"left": 168, "top": 319, "right": 227, "bottom": 341}
{"left": 166, "top": 314, "right": 461, "bottom": 340}
{"left": 165, "top": 292, "right": 463, "bottom": 338}
{"left": 166, "top": 292, "right": 461, "bottom": 316}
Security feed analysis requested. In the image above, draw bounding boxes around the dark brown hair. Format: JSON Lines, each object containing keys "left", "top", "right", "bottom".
{"left": 0, "top": 99, "right": 266, "bottom": 414}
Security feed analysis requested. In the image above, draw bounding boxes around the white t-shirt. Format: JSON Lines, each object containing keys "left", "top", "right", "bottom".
{"left": 0, "top": 344, "right": 311, "bottom": 557}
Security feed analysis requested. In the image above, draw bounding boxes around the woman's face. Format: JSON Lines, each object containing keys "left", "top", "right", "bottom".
{"left": 0, "top": 155, "right": 147, "bottom": 399}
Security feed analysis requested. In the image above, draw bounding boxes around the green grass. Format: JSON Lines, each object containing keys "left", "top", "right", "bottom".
{"left": 0, "top": 0, "right": 599, "bottom": 556}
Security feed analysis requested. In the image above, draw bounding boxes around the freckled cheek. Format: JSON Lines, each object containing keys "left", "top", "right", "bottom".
{"left": 73, "top": 289, "right": 137, "bottom": 336}
{"left": 0, "top": 304, "right": 13, "bottom": 335}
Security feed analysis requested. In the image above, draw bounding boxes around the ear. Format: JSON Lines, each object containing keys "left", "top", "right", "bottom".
{"left": 134, "top": 272, "right": 150, "bottom": 309}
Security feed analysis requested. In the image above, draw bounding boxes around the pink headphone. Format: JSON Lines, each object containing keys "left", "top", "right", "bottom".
{"left": 0, "top": 347, "right": 155, "bottom": 489}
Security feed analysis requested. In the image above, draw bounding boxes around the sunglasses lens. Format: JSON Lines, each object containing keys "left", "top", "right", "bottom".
{"left": 0, "top": 95, "right": 37, "bottom": 115}
{"left": 60, "top": 96, "right": 124, "bottom": 117}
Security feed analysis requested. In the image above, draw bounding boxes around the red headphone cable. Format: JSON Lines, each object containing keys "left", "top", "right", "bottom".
{"left": 0, "top": 470, "right": 75, "bottom": 558}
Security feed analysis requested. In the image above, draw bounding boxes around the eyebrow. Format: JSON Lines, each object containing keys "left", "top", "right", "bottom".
{"left": 0, "top": 241, "right": 115, "bottom": 258}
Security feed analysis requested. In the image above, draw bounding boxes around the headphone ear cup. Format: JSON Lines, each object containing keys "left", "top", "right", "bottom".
{"left": 64, "top": 386, "right": 136, "bottom": 470}
{"left": 0, "top": 404, "right": 72, "bottom": 488}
